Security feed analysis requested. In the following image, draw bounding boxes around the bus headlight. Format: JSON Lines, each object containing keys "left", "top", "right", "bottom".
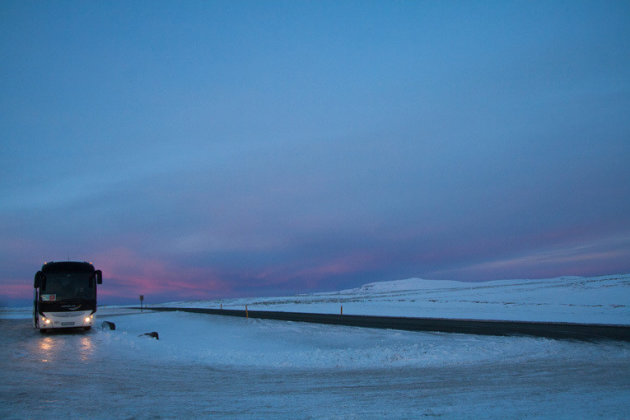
{"left": 42, "top": 317, "right": 51, "bottom": 325}
{"left": 84, "top": 315, "right": 94, "bottom": 324}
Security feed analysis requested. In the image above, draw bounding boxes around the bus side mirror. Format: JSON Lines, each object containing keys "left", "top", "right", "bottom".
{"left": 35, "top": 272, "right": 46, "bottom": 290}
{"left": 96, "top": 270, "right": 102, "bottom": 285}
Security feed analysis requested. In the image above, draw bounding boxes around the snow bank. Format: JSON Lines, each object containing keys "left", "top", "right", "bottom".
{"left": 0, "top": 307, "right": 31, "bottom": 319}
{"left": 91, "top": 310, "right": 630, "bottom": 370}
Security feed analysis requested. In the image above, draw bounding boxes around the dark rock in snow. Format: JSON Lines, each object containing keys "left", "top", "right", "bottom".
{"left": 101, "top": 321, "right": 116, "bottom": 330}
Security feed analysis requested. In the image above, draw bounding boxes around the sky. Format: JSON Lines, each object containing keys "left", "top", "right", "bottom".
{"left": 1, "top": 1, "right": 629, "bottom": 305}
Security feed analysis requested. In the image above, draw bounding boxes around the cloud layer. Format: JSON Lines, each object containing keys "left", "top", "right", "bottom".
{"left": 2, "top": 1, "right": 629, "bottom": 304}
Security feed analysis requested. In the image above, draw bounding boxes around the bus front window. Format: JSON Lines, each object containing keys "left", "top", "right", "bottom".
{"left": 42, "top": 273, "right": 94, "bottom": 300}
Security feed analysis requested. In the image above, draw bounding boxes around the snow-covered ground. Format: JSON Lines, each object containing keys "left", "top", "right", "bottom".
{"left": 157, "top": 274, "right": 630, "bottom": 325}
{"left": 71, "top": 310, "right": 630, "bottom": 370}
{"left": 2, "top": 275, "right": 630, "bottom": 418}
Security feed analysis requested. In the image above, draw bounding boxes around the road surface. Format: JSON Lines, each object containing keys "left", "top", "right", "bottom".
{"left": 143, "top": 306, "right": 630, "bottom": 341}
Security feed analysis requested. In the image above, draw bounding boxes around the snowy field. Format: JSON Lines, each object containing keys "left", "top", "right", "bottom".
{"left": 159, "top": 274, "right": 630, "bottom": 324}
{"left": 1, "top": 275, "right": 630, "bottom": 418}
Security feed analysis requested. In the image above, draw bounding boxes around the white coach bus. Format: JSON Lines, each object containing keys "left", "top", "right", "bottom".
{"left": 33, "top": 261, "right": 103, "bottom": 332}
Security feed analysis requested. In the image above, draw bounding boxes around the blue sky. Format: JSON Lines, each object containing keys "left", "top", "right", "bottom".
{"left": 2, "top": 1, "right": 629, "bottom": 305}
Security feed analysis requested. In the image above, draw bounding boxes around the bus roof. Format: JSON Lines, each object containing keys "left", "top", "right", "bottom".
{"left": 41, "top": 261, "right": 95, "bottom": 273}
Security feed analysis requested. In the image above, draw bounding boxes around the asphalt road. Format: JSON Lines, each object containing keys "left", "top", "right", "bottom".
{"left": 141, "top": 307, "right": 630, "bottom": 341}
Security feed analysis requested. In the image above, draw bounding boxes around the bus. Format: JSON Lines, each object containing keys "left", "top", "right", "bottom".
{"left": 33, "top": 261, "right": 103, "bottom": 332}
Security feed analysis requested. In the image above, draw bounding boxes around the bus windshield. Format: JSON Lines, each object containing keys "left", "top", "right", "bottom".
{"left": 41, "top": 272, "right": 95, "bottom": 301}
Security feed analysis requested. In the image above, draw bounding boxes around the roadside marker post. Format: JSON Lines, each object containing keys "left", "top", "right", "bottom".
{"left": 140, "top": 295, "right": 144, "bottom": 312}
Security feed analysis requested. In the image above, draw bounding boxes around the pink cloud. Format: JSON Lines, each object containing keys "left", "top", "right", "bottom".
{"left": 295, "top": 253, "right": 377, "bottom": 279}
{"left": 94, "top": 247, "right": 232, "bottom": 301}
{"left": 255, "top": 252, "right": 382, "bottom": 290}
{"left": 2, "top": 283, "right": 33, "bottom": 299}
{"left": 431, "top": 245, "right": 630, "bottom": 281}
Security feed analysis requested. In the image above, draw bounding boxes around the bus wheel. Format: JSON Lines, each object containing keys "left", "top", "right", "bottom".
{"left": 84, "top": 327, "right": 91, "bottom": 331}
{"left": 39, "top": 329, "right": 48, "bottom": 334}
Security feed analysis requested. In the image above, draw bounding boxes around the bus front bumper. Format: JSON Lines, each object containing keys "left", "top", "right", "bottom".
{"left": 39, "top": 311, "right": 94, "bottom": 329}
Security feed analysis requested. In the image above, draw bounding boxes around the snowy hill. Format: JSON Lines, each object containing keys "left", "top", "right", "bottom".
{"left": 161, "top": 274, "right": 630, "bottom": 325}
